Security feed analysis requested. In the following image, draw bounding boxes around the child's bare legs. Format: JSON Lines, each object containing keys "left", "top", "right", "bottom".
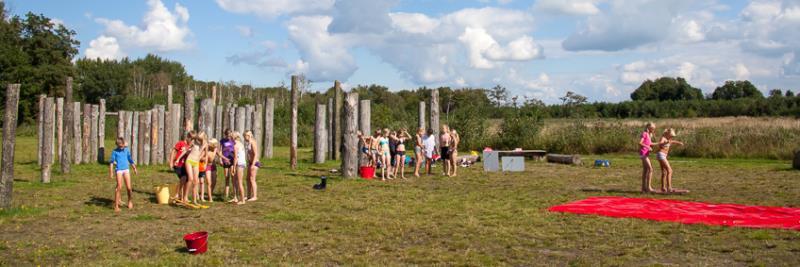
{"left": 114, "top": 172, "right": 124, "bottom": 212}
{"left": 451, "top": 151, "right": 458, "bottom": 177}
{"left": 414, "top": 152, "right": 421, "bottom": 177}
{"left": 205, "top": 170, "right": 213, "bottom": 202}
{"left": 247, "top": 166, "right": 258, "bottom": 201}
{"left": 399, "top": 155, "right": 406, "bottom": 179}
{"left": 199, "top": 176, "right": 206, "bottom": 201}
{"left": 183, "top": 166, "right": 194, "bottom": 203}
{"left": 425, "top": 157, "right": 432, "bottom": 175}
{"left": 235, "top": 166, "right": 246, "bottom": 204}
{"left": 641, "top": 157, "right": 654, "bottom": 193}
{"left": 224, "top": 168, "right": 232, "bottom": 200}
{"left": 210, "top": 169, "right": 217, "bottom": 202}
{"left": 443, "top": 159, "right": 451, "bottom": 176}
{"left": 658, "top": 158, "right": 669, "bottom": 192}
{"left": 123, "top": 171, "right": 133, "bottom": 209}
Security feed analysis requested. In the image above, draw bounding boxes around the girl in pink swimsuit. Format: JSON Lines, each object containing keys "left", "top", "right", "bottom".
{"left": 639, "top": 122, "right": 656, "bottom": 193}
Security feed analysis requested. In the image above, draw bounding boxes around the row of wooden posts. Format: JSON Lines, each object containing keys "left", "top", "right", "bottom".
{"left": 34, "top": 76, "right": 444, "bottom": 184}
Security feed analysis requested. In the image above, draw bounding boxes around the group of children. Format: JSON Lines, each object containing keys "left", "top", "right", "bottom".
{"left": 108, "top": 125, "right": 262, "bottom": 211}
{"left": 357, "top": 125, "right": 461, "bottom": 181}
{"left": 638, "top": 122, "right": 688, "bottom": 194}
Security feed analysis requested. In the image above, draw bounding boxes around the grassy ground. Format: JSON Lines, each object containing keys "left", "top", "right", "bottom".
{"left": 1, "top": 136, "right": 799, "bottom": 266}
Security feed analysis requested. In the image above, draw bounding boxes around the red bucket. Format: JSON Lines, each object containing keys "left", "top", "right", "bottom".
{"left": 183, "top": 231, "right": 208, "bottom": 254}
{"left": 359, "top": 166, "right": 375, "bottom": 179}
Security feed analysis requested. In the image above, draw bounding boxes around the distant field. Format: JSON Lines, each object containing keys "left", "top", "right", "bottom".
{"left": 1, "top": 136, "right": 799, "bottom": 265}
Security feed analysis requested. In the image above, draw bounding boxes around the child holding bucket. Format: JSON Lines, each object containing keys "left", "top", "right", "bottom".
{"left": 656, "top": 128, "right": 687, "bottom": 194}
{"left": 109, "top": 137, "right": 138, "bottom": 212}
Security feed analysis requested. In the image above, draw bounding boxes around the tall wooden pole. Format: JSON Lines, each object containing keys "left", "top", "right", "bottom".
{"left": 98, "top": 99, "right": 106, "bottom": 162}
{"left": 167, "top": 85, "right": 173, "bottom": 110}
{"left": 55, "top": 98, "right": 63, "bottom": 164}
{"left": 81, "top": 104, "right": 91, "bottom": 164}
{"left": 37, "top": 95, "right": 45, "bottom": 166}
{"left": 334, "top": 80, "right": 342, "bottom": 160}
{"left": 290, "top": 75, "right": 299, "bottom": 170}
{"left": 235, "top": 107, "right": 246, "bottom": 135}
{"left": 419, "top": 101, "right": 426, "bottom": 131}
{"left": 184, "top": 89, "right": 195, "bottom": 131}
{"left": 359, "top": 100, "right": 371, "bottom": 137}
{"left": 157, "top": 105, "right": 165, "bottom": 164}
{"left": 1, "top": 84, "right": 21, "bottom": 207}
{"left": 341, "top": 92, "right": 359, "bottom": 178}
{"left": 131, "top": 111, "right": 139, "bottom": 163}
{"left": 430, "top": 89, "right": 440, "bottom": 149}
{"left": 90, "top": 105, "right": 99, "bottom": 163}
{"left": 41, "top": 98, "right": 54, "bottom": 183}
{"left": 314, "top": 104, "right": 327, "bottom": 164}
{"left": 215, "top": 105, "right": 223, "bottom": 139}
{"left": 254, "top": 103, "right": 263, "bottom": 153}
{"left": 327, "top": 98, "right": 334, "bottom": 160}
{"left": 61, "top": 78, "right": 73, "bottom": 173}
{"left": 264, "top": 98, "right": 274, "bottom": 159}
{"left": 73, "top": 102, "right": 82, "bottom": 164}
{"left": 143, "top": 110, "right": 152, "bottom": 165}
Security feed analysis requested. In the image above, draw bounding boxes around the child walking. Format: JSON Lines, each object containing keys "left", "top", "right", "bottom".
{"left": 656, "top": 128, "right": 687, "bottom": 194}
{"left": 109, "top": 137, "right": 137, "bottom": 212}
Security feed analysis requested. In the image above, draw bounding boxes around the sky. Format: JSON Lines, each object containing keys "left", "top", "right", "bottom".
{"left": 5, "top": 0, "right": 800, "bottom": 103}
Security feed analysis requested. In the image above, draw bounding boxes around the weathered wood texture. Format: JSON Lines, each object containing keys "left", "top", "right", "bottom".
{"left": 546, "top": 154, "right": 582, "bottom": 165}
{"left": 55, "top": 97, "right": 63, "bottom": 164}
{"left": 90, "top": 105, "right": 98, "bottom": 163}
{"left": 37, "top": 95, "right": 45, "bottom": 166}
{"left": 245, "top": 105, "right": 254, "bottom": 132}
{"left": 341, "top": 92, "right": 359, "bottom": 178}
{"left": 157, "top": 105, "right": 165, "bottom": 164}
{"left": 290, "top": 76, "right": 299, "bottom": 170}
{"left": 98, "top": 99, "right": 106, "bottom": 162}
{"left": 41, "top": 98, "right": 54, "bottom": 183}
{"left": 327, "top": 98, "right": 334, "bottom": 160}
{"left": 61, "top": 78, "right": 73, "bottom": 174}
{"left": 254, "top": 104, "right": 263, "bottom": 153}
{"left": 73, "top": 102, "right": 82, "bottom": 164}
{"left": 81, "top": 104, "right": 91, "bottom": 164}
{"left": 131, "top": 111, "right": 139, "bottom": 163}
{"left": 1, "top": 84, "right": 21, "bottom": 207}
{"left": 143, "top": 110, "right": 152, "bottom": 165}
{"left": 170, "top": 104, "right": 181, "bottom": 150}
{"left": 117, "top": 111, "right": 126, "bottom": 139}
{"left": 430, "top": 89, "right": 440, "bottom": 148}
{"left": 199, "top": 99, "right": 214, "bottom": 137}
{"left": 184, "top": 89, "right": 195, "bottom": 131}
{"left": 314, "top": 104, "right": 327, "bottom": 164}
{"left": 419, "top": 101, "right": 426, "bottom": 131}
{"left": 263, "top": 98, "right": 274, "bottom": 159}
{"left": 235, "top": 107, "right": 246, "bottom": 135}
{"left": 333, "top": 81, "right": 342, "bottom": 161}
{"left": 215, "top": 105, "right": 223, "bottom": 139}
{"left": 227, "top": 104, "right": 236, "bottom": 133}
{"left": 359, "top": 100, "right": 371, "bottom": 136}
{"left": 150, "top": 109, "right": 158, "bottom": 164}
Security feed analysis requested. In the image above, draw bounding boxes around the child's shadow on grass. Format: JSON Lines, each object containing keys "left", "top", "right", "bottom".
{"left": 85, "top": 196, "right": 113, "bottom": 207}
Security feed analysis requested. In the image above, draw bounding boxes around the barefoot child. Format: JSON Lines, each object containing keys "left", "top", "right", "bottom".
{"left": 639, "top": 122, "right": 656, "bottom": 193}
{"left": 232, "top": 131, "right": 247, "bottom": 205}
{"left": 169, "top": 132, "right": 192, "bottom": 201}
{"left": 657, "top": 128, "right": 687, "bottom": 194}
{"left": 414, "top": 128, "right": 425, "bottom": 177}
{"left": 423, "top": 128, "right": 436, "bottom": 176}
{"left": 244, "top": 130, "right": 260, "bottom": 202}
{"left": 449, "top": 129, "right": 460, "bottom": 177}
{"left": 109, "top": 137, "right": 138, "bottom": 212}
{"left": 220, "top": 129, "right": 236, "bottom": 201}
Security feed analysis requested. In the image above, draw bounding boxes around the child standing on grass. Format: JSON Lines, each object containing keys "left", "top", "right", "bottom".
{"left": 169, "top": 132, "right": 192, "bottom": 201}
{"left": 109, "top": 137, "right": 137, "bottom": 212}
{"left": 220, "top": 129, "right": 236, "bottom": 201}
{"left": 657, "top": 128, "right": 687, "bottom": 194}
{"left": 244, "top": 130, "right": 260, "bottom": 202}
{"left": 449, "top": 129, "right": 460, "bottom": 177}
{"left": 639, "top": 122, "right": 656, "bottom": 193}
{"left": 231, "top": 131, "right": 247, "bottom": 205}
{"left": 414, "top": 128, "right": 425, "bottom": 177}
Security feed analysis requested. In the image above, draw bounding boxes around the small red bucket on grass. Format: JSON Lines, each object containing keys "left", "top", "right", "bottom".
{"left": 183, "top": 231, "right": 208, "bottom": 254}
{"left": 359, "top": 166, "right": 375, "bottom": 179}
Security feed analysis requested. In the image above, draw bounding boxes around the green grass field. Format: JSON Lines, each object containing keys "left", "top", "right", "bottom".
{"left": 1, "top": 136, "right": 799, "bottom": 265}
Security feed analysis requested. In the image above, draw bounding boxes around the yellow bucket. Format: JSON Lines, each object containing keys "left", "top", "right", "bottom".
{"left": 154, "top": 184, "right": 171, "bottom": 204}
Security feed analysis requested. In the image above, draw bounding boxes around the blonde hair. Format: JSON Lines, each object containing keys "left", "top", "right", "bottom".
{"left": 244, "top": 130, "right": 253, "bottom": 141}
{"left": 663, "top": 128, "right": 677, "bottom": 137}
{"left": 208, "top": 138, "right": 219, "bottom": 150}
{"left": 231, "top": 131, "right": 242, "bottom": 141}
{"left": 645, "top": 122, "right": 655, "bottom": 130}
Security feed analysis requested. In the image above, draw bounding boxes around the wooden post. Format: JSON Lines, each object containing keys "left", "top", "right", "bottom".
{"left": 157, "top": 105, "right": 165, "bottom": 164}
{"left": 254, "top": 104, "right": 263, "bottom": 153}
{"left": 90, "top": 105, "right": 99, "bottom": 163}
{"left": 290, "top": 75, "right": 299, "bottom": 170}
{"left": 167, "top": 85, "right": 173, "bottom": 109}
{"left": 245, "top": 105, "right": 253, "bottom": 132}
{"left": 359, "top": 100, "right": 371, "bottom": 136}
{"left": 62, "top": 78, "right": 73, "bottom": 174}
{"left": 235, "top": 107, "right": 246, "bottom": 136}
{"left": 55, "top": 98, "right": 63, "bottom": 164}
{"left": 211, "top": 85, "right": 217, "bottom": 104}
{"left": 198, "top": 99, "right": 208, "bottom": 135}
{"left": 430, "top": 89, "right": 440, "bottom": 149}
{"left": 203, "top": 99, "right": 216, "bottom": 136}
{"left": 419, "top": 101, "right": 426, "bottom": 131}
{"left": 143, "top": 110, "right": 151, "bottom": 165}
{"left": 171, "top": 104, "right": 181, "bottom": 149}
{"left": 1, "top": 84, "right": 21, "bottom": 207}
{"left": 125, "top": 111, "right": 134, "bottom": 154}
{"left": 37, "top": 95, "right": 45, "bottom": 166}
{"left": 41, "top": 98, "right": 54, "bottom": 183}
{"left": 264, "top": 98, "right": 274, "bottom": 159}
{"left": 98, "top": 99, "right": 106, "bottom": 162}
{"left": 214, "top": 105, "right": 222, "bottom": 139}
{"left": 164, "top": 109, "right": 172, "bottom": 162}
{"left": 117, "top": 111, "right": 126, "bottom": 139}
{"left": 314, "top": 104, "right": 327, "bottom": 164}
{"left": 327, "top": 98, "right": 334, "bottom": 160}
{"left": 341, "top": 92, "right": 359, "bottom": 178}
{"left": 150, "top": 109, "right": 158, "bottom": 164}
{"left": 131, "top": 112, "right": 139, "bottom": 163}
{"left": 184, "top": 89, "right": 195, "bottom": 131}
{"left": 81, "top": 104, "right": 91, "bottom": 164}
{"left": 227, "top": 104, "right": 236, "bottom": 133}
{"left": 73, "top": 102, "right": 82, "bottom": 164}
{"left": 334, "top": 80, "right": 342, "bottom": 160}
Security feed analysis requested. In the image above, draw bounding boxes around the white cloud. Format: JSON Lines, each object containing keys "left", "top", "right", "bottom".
{"left": 85, "top": 35, "right": 126, "bottom": 60}
{"left": 95, "top": 0, "right": 191, "bottom": 52}
{"left": 533, "top": 0, "right": 602, "bottom": 16}
{"left": 286, "top": 16, "right": 358, "bottom": 81}
{"left": 733, "top": 63, "right": 751, "bottom": 80}
{"left": 236, "top": 26, "right": 254, "bottom": 37}
{"left": 389, "top": 13, "right": 440, "bottom": 34}
{"left": 328, "top": 0, "right": 397, "bottom": 34}
{"left": 215, "top": 0, "right": 335, "bottom": 19}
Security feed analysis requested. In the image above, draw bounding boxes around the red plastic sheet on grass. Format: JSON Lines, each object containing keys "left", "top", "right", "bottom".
{"left": 548, "top": 196, "right": 800, "bottom": 230}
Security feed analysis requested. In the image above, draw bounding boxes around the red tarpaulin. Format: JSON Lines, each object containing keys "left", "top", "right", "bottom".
{"left": 548, "top": 196, "right": 800, "bottom": 230}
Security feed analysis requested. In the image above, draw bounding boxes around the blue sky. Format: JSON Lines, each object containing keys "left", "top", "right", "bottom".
{"left": 6, "top": 0, "right": 800, "bottom": 103}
